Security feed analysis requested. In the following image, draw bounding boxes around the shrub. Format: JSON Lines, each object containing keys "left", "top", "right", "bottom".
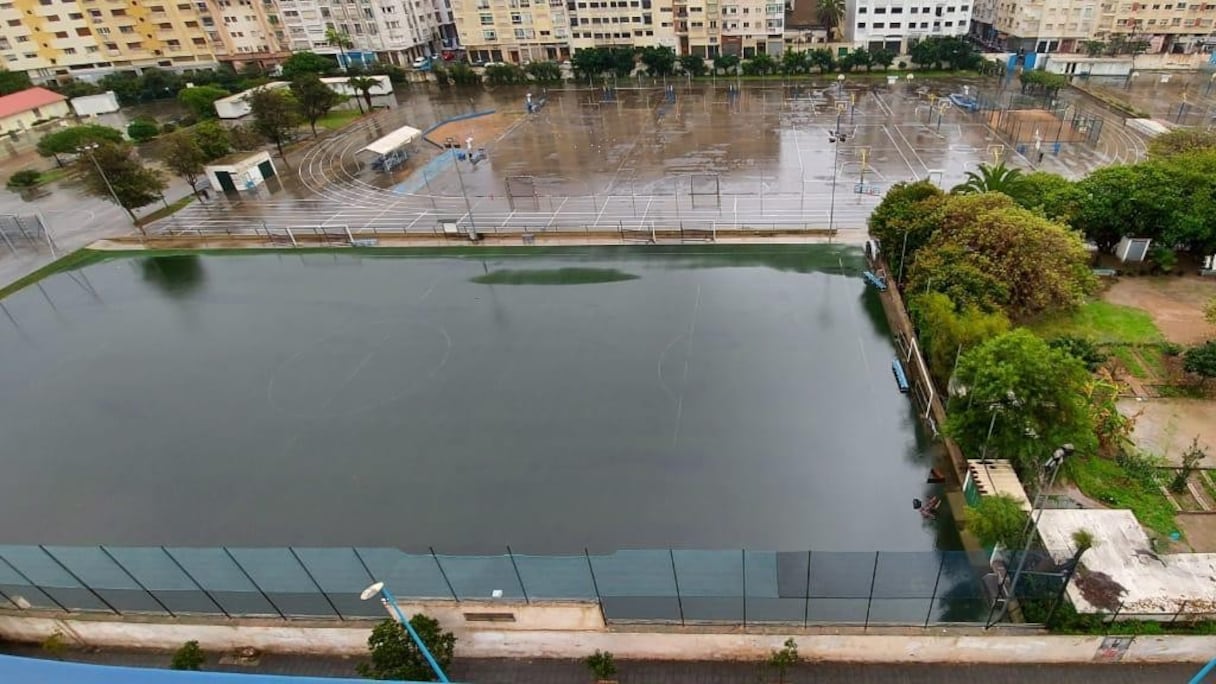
{"left": 170, "top": 640, "right": 205, "bottom": 670}
{"left": 160, "top": 122, "right": 177, "bottom": 134}
{"left": 585, "top": 650, "right": 617, "bottom": 680}
{"left": 127, "top": 118, "right": 160, "bottom": 142}
{"left": 6, "top": 168, "right": 42, "bottom": 189}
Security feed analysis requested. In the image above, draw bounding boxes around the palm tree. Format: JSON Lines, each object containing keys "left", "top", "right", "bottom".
{"left": 952, "top": 163, "right": 1027, "bottom": 197}
{"left": 325, "top": 27, "right": 354, "bottom": 71}
{"left": 347, "top": 76, "right": 379, "bottom": 114}
{"left": 816, "top": 0, "right": 845, "bottom": 41}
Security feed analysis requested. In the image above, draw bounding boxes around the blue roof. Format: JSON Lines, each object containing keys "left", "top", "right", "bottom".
{"left": 0, "top": 654, "right": 433, "bottom": 683}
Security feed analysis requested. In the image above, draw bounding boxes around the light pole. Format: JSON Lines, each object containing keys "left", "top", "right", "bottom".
{"left": 986, "top": 443, "right": 1075, "bottom": 628}
{"left": 452, "top": 146, "right": 477, "bottom": 236}
{"left": 360, "top": 581, "right": 450, "bottom": 683}
{"left": 76, "top": 142, "right": 139, "bottom": 232}
{"left": 827, "top": 103, "right": 849, "bottom": 235}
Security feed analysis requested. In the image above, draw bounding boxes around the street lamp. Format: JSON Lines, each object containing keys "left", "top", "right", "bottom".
{"left": 827, "top": 103, "right": 849, "bottom": 235}
{"left": 451, "top": 142, "right": 477, "bottom": 237}
{"left": 986, "top": 443, "right": 1075, "bottom": 628}
{"left": 360, "top": 581, "right": 451, "bottom": 683}
{"left": 76, "top": 142, "right": 138, "bottom": 231}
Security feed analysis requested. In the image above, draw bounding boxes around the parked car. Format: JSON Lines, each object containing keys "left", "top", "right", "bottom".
{"left": 411, "top": 56, "right": 431, "bottom": 69}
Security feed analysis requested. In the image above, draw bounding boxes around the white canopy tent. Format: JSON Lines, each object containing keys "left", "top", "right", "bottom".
{"left": 359, "top": 124, "right": 423, "bottom": 172}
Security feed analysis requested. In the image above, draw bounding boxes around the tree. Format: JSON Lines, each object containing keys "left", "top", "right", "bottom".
{"left": 36, "top": 124, "right": 123, "bottom": 165}
{"left": 1082, "top": 40, "right": 1107, "bottom": 57}
{"left": 951, "top": 163, "right": 1027, "bottom": 197}
{"left": 76, "top": 141, "right": 167, "bottom": 223}
{"left": 48, "top": 78, "right": 101, "bottom": 98}
{"left": 170, "top": 640, "right": 205, "bottom": 671}
{"left": 448, "top": 63, "right": 481, "bottom": 87}
{"left": 248, "top": 87, "right": 301, "bottom": 158}
{"left": 0, "top": 69, "right": 31, "bottom": 95}
{"left": 807, "top": 48, "right": 836, "bottom": 73}
{"left": 347, "top": 76, "right": 381, "bottom": 113}
{"left": 1018, "top": 69, "right": 1068, "bottom": 97}
{"left": 356, "top": 616, "right": 455, "bottom": 681}
{"left": 871, "top": 49, "right": 896, "bottom": 71}
{"left": 907, "top": 194, "right": 1095, "bottom": 319}
{"left": 1171, "top": 437, "right": 1206, "bottom": 493}
{"left": 290, "top": 75, "right": 344, "bottom": 137}
{"left": 838, "top": 49, "right": 868, "bottom": 73}
{"left": 1148, "top": 128, "right": 1216, "bottom": 158}
{"left": 430, "top": 65, "right": 450, "bottom": 86}
{"left": 136, "top": 67, "right": 183, "bottom": 101}
{"left": 160, "top": 130, "right": 209, "bottom": 200}
{"left": 1014, "top": 171, "right": 1082, "bottom": 223}
{"left": 767, "top": 638, "right": 800, "bottom": 684}
{"left": 191, "top": 120, "right": 231, "bottom": 160}
{"left": 867, "top": 179, "right": 944, "bottom": 283}
{"left": 1075, "top": 162, "right": 1182, "bottom": 253}
{"left": 909, "top": 292, "right": 1011, "bottom": 388}
{"left": 749, "top": 53, "right": 776, "bottom": 75}
{"left": 228, "top": 124, "right": 262, "bottom": 151}
{"left": 6, "top": 169, "right": 42, "bottom": 191}
{"left": 714, "top": 54, "right": 740, "bottom": 75}
{"left": 177, "top": 85, "right": 229, "bottom": 119}
{"left": 572, "top": 46, "right": 610, "bottom": 79}
{"left": 324, "top": 27, "right": 354, "bottom": 71}
{"left": 781, "top": 49, "right": 808, "bottom": 75}
{"left": 525, "top": 60, "right": 563, "bottom": 83}
{"left": 608, "top": 47, "right": 636, "bottom": 77}
{"left": 816, "top": 0, "right": 845, "bottom": 40}
{"left": 679, "top": 54, "right": 706, "bottom": 77}
{"left": 99, "top": 72, "right": 142, "bottom": 105}
{"left": 965, "top": 494, "right": 1030, "bottom": 549}
{"left": 1047, "top": 335, "right": 1107, "bottom": 372}
{"left": 585, "top": 650, "right": 617, "bottom": 680}
{"left": 640, "top": 46, "right": 677, "bottom": 77}
{"left": 1206, "top": 297, "right": 1216, "bottom": 326}
{"left": 281, "top": 51, "right": 336, "bottom": 80}
{"left": 947, "top": 329, "right": 1096, "bottom": 476}
{"left": 126, "top": 117, "right": 160, "bottom": 143}
{"left": 485, "top": 63, "right": 527, "bottom": 85}
{"left": 1184, "top": 340, "right": 1216, "bottom": 380}
{"left": 909, "top": 39, "right": 941, "bottom": 69}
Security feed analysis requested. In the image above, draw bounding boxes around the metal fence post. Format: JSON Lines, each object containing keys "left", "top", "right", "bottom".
{"left": 741, "top": 549, "right": 747, "bottom": 629}
{"left": 429, "top": 547, "right": 459, "bottom": 602}
{"left": 40, "top": 545, "right": 121, "bottom": 615}
{"left": 803, "top": 550, "right": 812, "bottom": 628}
{"left": 222, "top": 547, "right": 285, "bottom": 620}
{"left": 1172, "top": 600, "right": 1188, "bottom": 625}
{"left": 160, "top": 547, "right": 229, "bottom": 618}
{"left": 0, "top": 585, "right": 16, "bottom": 610}
{"left": 99, "top": 546, "right": 175, "bottom": 618}
{"left": 925, "top": 553, "right": 945, "bottom": 629}
{"left": 288, "top": 547, "right": 342, "bottom": 620}
{"left": 863, "top": 551, "right": 880, "bottom": 630}
{"left": 584, "top": 548, "right": 607, "bottom": 625}
{"left": 669, "top": 549, "right": 685, "bottom": 626}
{"left": 506, "top": 546, "right": 529, "bottom": 604}
{"left": 1106, "top": 600, "right": 1125, "bottom": 634}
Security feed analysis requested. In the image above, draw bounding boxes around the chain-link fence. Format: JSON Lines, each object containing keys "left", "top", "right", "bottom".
{"left": 0, "top": 546, "right": 1036, "bottom": 627}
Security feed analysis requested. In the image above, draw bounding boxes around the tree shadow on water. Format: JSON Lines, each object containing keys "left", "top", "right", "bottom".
{"left": 138, "top": 255, "right": 206, "bottom": 297}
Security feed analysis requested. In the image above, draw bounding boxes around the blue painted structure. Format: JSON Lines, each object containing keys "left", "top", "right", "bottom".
{"left": 891, "top": 359, "right": 910, "bottom": 393}
{"left": 1191, "top": 657, "right": 1216, "bottom": 683}
{"left": 0, "top": 655, "right": 445, "bottom": 684}
{"left": 948, "top": 93, "right": 979, "bottom": 112}
{"left": 862, "top": 270, "right": 887, "bottom": 291}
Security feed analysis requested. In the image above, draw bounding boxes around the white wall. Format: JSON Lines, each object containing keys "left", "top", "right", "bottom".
{"left": 70, "top": 92, "right": 121, "bottom": 117}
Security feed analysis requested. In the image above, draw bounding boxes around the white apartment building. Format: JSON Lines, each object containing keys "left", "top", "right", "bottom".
{"left": 847, "top": 0, "right": 973, "bottom": 53}
{"left": 453, "top": 0, "right": 571, "bottom": 63}
{"left": 970, "top": 0, "right": 1098, "bottom": 52}
{"left": 278, "top": 0, "right": 457, "bottom": 65}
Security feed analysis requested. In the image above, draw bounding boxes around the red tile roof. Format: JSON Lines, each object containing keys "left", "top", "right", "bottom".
{"left": 0, "top": 87, "right": 67, "bottom": 120}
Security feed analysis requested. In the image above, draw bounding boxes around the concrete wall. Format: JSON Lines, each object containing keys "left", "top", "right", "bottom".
{"left": 0, "top": 100, "right": 70, "bottom": 135}
{"left": 205, "top": 151, "right": 275, "bottom": 192}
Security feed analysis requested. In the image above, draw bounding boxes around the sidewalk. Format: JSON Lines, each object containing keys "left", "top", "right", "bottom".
{"left": 0, "top": 644, "right": 1201, "bottom": 683}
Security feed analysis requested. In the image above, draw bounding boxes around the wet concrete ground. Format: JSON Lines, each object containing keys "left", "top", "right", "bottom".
{"left": 1082, "top": 72, "right": 1216, "bottom": 124}
{"left": 154, "top": 77, "right": 1148, "bottom": 238}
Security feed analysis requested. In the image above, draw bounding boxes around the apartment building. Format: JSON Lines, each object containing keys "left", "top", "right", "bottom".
{"left": 847, "top": 0, "right": 973, "bottom": 53}
{"left": 0, "top": 0, "right": 217, "bottom": 81}
{"left": 203, "top": 0, "right": 291, "bottom": 68}
{"left": 277, "top": 0, "right": 456, "bottom": 64}
{"left": 970, "top": 0, "right": 1098, "bottom": 52}
{"left": 453, "top": 0, "right": 570, "bottom": 63}
{"left": 1096, "top": 0, "right": 1216, "bottom": 53}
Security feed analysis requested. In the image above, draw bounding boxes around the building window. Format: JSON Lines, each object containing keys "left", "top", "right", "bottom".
{"left": 873, "top": 21, "right": 884, "bottom": 27}
{"left": 479, "top": 12, "right": 492, "bottom": 23}
{"left": 857, "top": 21, "right": 866, "bottom": 27}
{"left": 482, "top": 28, "right": 496, "bottom": 38}
{"left": 54, "top": 30, "right": 67, "bottom": 37}
{"left": 889, "top": 21, "right": 900, "bottom": 27}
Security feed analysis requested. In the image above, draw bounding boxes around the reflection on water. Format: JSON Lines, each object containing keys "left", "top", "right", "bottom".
{"left": 137, "top": 255, "right": 206, "bottom": 297}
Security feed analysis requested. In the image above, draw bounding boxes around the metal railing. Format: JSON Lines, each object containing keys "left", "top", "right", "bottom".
{"left": 0, "top": 546, "right": 1026, "bottom": 627}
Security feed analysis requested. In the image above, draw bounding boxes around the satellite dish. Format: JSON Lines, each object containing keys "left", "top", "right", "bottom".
{"left": 360, "top": 582, "right": 385, "bottom": 601}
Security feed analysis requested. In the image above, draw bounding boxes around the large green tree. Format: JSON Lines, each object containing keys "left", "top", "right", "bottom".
{"left": 807, "top": 48, "right": 835, "bottom": 73}
{"left": 816, "top": 0, "right": 845, "bottom": 39}
{"left": 248, "top": 87, "right": 302, "bottom": 158}
{"left": 908, "top": 194, "right": 1095, "bottom": 319}
{"left": 1014, "top": 171, "right": 1082, "bottom": 223}
{"left": 1074, "top": 162, "right": 1181, "bottom": 253}
{"left": 951, "top": 163, "right": 1027, "bottom": 197}
{"left": 679, "top": 54, "right": 706, "bottom": 77}
{"left": 908, "top": 292, "right": 1011, "bottom": 388}
{"left": 715, "top": 54, "right": 740, "bottom": 75}
{"left": 37, "top": 124, "right": 124, "bottom": 166}
{"left": 347, "top": 76, "right": 380, "bottom": 113}
{"left": 0, "top": 69, "right": 32, "bottom": 95}
{"left": 160, "top": 130, "right": 209, "bottom": 200}
{"left": 1184, "top": 340, "right": 1216, "bottom": 380}
{"left": 966, "top": 494, "right": 1030, "bottom": 549}
{"left": 356, "top": 617, "right": 455, "bottom": 681}
{"left": 1148, "top": 128, "right": 1216, "bottom": 158}
{"left": 178, "top": 85, "right": 229, "bottom": 119}
{"left": 947, "top": 329, "right": 1097, "bottom": 475}
{"left": 867, "top": 179, "right": 944, "bottom": 284}
{"left": 76, "top": 141, "right": 167, "bottom": 223}
{"left": 191, "top": 120, "right": 232, "bottom": 160}
{"left": 290, "top": 74, "right": 345, "bottom": 137}
{"left": 639, "top": 46, "right": 677, "bottom": 77}
{"left": 281, "top": 51, "right": 337, "bottom": 80}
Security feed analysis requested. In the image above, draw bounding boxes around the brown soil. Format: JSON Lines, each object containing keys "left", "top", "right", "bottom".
{"left": 423, "top": 111, "right": 522, "bottom": 149}
{"left": 1104, "top": 276, "right": 1216, "bottom": 346}
{"left": 1175, "top": 513, "right": 1216, "bottom": 552}
{"left": 1118, "top": 398, "right": 1216, "bottom": 466}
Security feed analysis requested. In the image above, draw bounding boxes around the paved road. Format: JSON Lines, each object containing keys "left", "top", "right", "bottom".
{"left": 0, "top": 645, "right": 1203, "bottom": 683}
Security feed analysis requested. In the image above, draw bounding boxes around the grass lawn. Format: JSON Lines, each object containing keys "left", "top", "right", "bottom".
{"left": 1067, "top": 455, "right": 1178, "bottom": 538}
{"left": 317, "top": 109, "right": 362, "bottom": 131}
{"left": 135, "top": 195, "right": 194, "bottom": 227}
{"left": 1109, "top": 346, "right": 1147, "bottom": 378}
{"left": 36, "top": 167, "right": 71, "bottom": 185}
{"left": 1030, "top": 300, "right": 1164, "bottom": 345}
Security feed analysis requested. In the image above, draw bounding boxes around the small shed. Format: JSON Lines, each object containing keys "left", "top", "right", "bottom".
{"left": 69, "top": 91, "right": 120, "bottom": 117}
{"left": 212, "top": 82, "right": 289, "bottom": 119}
{"left": 357, "top": 124, "right": 422, "bottom": 172}
{"left": 1116, "top": 236, "right": 1152, "bottom": 263}
{"left": 205, "top": 150, "right": 277, "bottom": 193}
{"left": 321, "top": 75, "right": 393, "bottom": 98}
{"left": 0, "top": 87, "right": 69, "bottom": 135}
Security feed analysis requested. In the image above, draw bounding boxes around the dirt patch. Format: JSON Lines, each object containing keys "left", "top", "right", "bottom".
{"left": 423, "top": 111, "right": 522, "bottom": 149}
{"left": 1104, "top": 276, "right": 1216, "bottom": 346}
{"left": 1175, "top": 513, "right": 1216, "bottom": 552}
{"left": 1117, "top": 397, "right": 1216, "bottom": 466}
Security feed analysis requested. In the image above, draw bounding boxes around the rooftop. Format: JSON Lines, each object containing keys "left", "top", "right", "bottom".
{"left": 0, "top": 87, "right": 67, "bottom": 119}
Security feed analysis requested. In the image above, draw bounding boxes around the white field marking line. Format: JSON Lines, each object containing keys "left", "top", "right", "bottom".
{"left": 405, "top": 212, "right": 427, "bottom": 231}
{"left": 546, "top": 197, "right": 570, "bottom": 228}
{"left": 891, "top": 123, "right": 931, "bottom": 175}
{"left": 593, "top": 195, "right": 611, "bottom": 227}
{"left": 672, "top": 283, "right": 702, "bottom": 448}
{"left": 873, "top": 92, "right": 895, "bottom": 118}
{"left": 640, "top": 196, "right": 653, "bottom": 225}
